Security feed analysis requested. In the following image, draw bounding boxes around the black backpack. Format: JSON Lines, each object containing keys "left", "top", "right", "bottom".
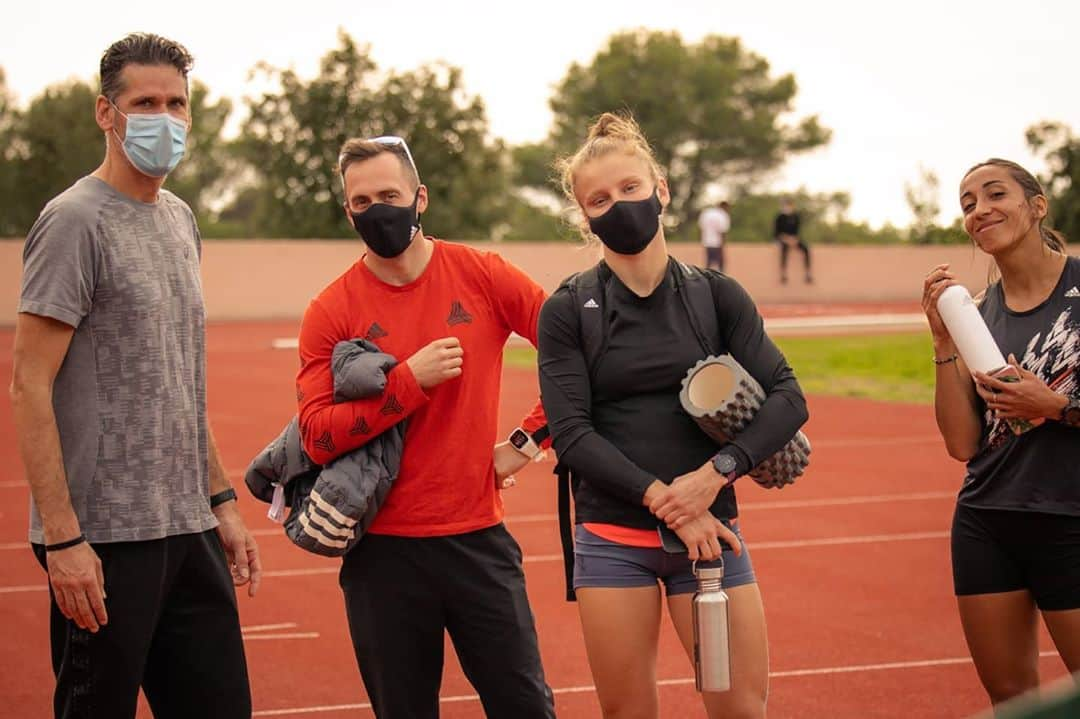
{"left": 553, "top": 258, "right": 721, "bottom": 600}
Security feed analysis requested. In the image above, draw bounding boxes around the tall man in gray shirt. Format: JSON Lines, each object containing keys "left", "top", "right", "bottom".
{"left": 10, "top": 33, "right": 260, "bottom": 719}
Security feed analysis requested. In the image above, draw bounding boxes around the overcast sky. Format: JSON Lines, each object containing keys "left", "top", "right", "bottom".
{"left": 3, "top": 0, "right": 1078, "bottom": 228}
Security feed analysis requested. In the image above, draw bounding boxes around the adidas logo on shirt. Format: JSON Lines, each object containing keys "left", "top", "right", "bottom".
{"left": 365, "top": 322, "right": 389, "bottom": 341}
{"left": 1066, "top": 286, "right": 1080, "bottom": 298}
{"left": 380, "top": 394, "right": 404, "bottom": 415}
{"left": 583, "top": 298, "right": 600, "bottom": 309}
{"left": 447, "top": 300, "right": 473, "bottom": 326}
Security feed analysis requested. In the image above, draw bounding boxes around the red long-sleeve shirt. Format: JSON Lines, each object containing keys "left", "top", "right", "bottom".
{"left": 297, "top": 239, "right": 547, "bottom": 537}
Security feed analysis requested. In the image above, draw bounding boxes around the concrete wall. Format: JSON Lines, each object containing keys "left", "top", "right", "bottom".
{"left": 0, "top": 238, "right": 995, "bottom": 325}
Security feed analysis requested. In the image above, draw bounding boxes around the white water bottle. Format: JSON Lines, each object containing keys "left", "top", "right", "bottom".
{"left": 935, "top": 285, "right": 1007, "bottom": 375}
{"left": 693, "top": 563, "right": 732, "bottom": 693}
{"left": 936, "top": 284, "right": 1043, "bottom": 434}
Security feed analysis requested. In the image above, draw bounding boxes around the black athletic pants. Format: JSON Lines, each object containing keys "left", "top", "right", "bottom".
{"left": 339, "top": 524, "right": 555, "bottom": 719}
{"left": 778, "top": 235, "right": 811, "bottom": 278}
{"left": 33, "top": 530, "right": 250, "bottom": 719}
{"left": 704, "top": 246, "right": 724, "bottom": 272}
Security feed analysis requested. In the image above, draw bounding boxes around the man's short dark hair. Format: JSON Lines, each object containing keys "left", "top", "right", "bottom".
{"left": 100, "top": 33, "right": 194, "bottom": 101}
{"left": 338, "top": 138, "right": 421, "bottom": 191}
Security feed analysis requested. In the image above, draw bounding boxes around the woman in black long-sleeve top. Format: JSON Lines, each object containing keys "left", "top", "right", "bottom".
{"left": 538, "top": 112, "right": 808, "bottom": 719}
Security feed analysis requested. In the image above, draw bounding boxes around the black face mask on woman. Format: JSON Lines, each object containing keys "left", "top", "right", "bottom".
{"left": 350, "top": 190, "right": 421, "bottom": 258}
{"left": 587, "top": 188, "right": 662, "bottom": 255}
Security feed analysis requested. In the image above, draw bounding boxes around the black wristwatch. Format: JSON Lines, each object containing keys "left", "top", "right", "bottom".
{"left": 1060, "top": 396, "right": 1080, "bottom": 427}
{"left": 711, "top": 452, "right": 738, "bottom": 483}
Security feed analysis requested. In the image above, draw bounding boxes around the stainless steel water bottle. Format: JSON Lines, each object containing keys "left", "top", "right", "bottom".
{"left": 693, "top": 561, "right": 732, "bottom": 693}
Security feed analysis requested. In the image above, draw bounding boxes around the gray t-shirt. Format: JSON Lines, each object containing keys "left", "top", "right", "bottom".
{"left": 20, "top": 175, "right": 217, "bottom": 543}
{"left": 961, "top": 255, "right": 1080, "bottom": 515}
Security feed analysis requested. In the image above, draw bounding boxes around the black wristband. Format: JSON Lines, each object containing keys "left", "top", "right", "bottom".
{"left": 44, "top": 534, "right": 87, "bottom": 552}
{"left": 210, "top": 488, "right": 237, "bottom": 508}
{"left": 531, "top": 425, "right": 551, "bottom": 445}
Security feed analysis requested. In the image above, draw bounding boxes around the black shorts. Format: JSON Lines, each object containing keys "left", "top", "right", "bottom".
{"left": 951, "top": 503, "right": 1080, "bottom": 611}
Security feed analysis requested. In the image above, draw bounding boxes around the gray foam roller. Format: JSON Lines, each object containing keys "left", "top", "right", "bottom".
{"left": 679, "top": 354, "right": 811, "bottom": 488}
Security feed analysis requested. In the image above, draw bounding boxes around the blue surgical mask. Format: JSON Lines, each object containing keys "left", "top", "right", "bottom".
{"left": 111, "top": 103, "right": 187, "bottom": 177}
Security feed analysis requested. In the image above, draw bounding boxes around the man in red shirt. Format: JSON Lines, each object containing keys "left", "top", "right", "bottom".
{"left": 296, "top": 136, "right": 555, "bottom": 718}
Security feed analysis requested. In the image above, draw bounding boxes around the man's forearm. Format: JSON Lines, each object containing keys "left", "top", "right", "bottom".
{"left": 11, "top": 385, "right": 80, "bottom": 543}
{"left": 207, "top": 424, "right": 232, "bottom": 496}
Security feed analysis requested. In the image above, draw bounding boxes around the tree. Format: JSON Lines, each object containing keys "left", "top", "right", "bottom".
{"left": 164, "top": 81, "right": 234, "bottom": 224}
{"left": 516, "top": 30, "right": 830, "bottom": 236}
{"left": 904, "top": 166, "right": 941, "bottom": 243}
{"left": 724, "top": 190, "right": 853, "bottom": 244}
{"left": 0, "top": 67, "right": 18, "bottom": 236}
{"left": 231, "top": 30, "right": 509, "bottom": 239}
{"left": 1027, "top": 121, "right": 1080, "bottom": 242}
{"left": 0, "top": 79, "right": 101, "bottom": 236}
{"left": 0, "top": 75, "right": 233, "bottom": 236}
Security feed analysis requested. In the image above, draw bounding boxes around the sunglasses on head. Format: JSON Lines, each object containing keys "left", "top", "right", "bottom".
{"left": 345, "top": 135, "right": 418, "bottom": 177}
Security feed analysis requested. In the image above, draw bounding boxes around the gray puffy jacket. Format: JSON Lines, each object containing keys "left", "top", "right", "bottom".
{"left": 244, "top": 339, "right": 405, "bottom": 556}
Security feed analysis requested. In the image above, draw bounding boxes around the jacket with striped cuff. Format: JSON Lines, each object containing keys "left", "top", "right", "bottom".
{"left": 244, "top": 339, "right": 405, "bottom": 557}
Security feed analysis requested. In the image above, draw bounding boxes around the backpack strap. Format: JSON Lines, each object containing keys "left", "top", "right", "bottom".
{"left": 552, "top": 261, "right": 612, "bottom": 602}
{"left": 672, "top": 260, "right": 720, "bottom": 357}
{"left": 555, "top": 463, "right": 577, "bottom": 601}
{"left": 560, "top": 262, "right": 611, "bottom": 383}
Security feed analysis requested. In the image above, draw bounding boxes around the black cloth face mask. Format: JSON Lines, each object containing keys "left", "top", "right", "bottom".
{"left": 587, "top": 188, "right": 663, "bottom": 255}
{"left": 350, "top": 190, "right": 421, "bottom": 258}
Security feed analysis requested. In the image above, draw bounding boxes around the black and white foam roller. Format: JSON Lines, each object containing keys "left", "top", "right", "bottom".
{"left": 679, "top": 354, "right": 811, "bottom": 488}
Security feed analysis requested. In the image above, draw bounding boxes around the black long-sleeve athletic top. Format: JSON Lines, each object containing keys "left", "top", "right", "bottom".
{"left": 538, "top": 258, "right": 809, "bottom": 528}
{"left": 774, "top": 211, "right": 800, "bottom": 238}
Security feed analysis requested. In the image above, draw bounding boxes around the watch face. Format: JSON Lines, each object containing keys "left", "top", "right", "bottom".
{"left": 713, "top": 453, "right": 737, "bottom": 475}
{"left": 509, "top": 429, "right": 530, "bottom": 450}
{"left": 1065, "top": 400, "right": 1080, "bottom": 425}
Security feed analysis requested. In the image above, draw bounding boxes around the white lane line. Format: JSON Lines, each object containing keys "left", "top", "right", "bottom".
{"left": 740, "top": 491, "right": 954, "bottom": 511}
{"left": 507, "top": 513, "right": 563, "bottom": 523}
{"left": 244, "top": 632, "right": 320, "bottom": 641}
{"left": 810, "top": 435, "right": 942, "bottom": 448}
{"left": 242, "top": 622, "right": 298, "bottom": 633}
{"left": 751, "top": 530, "right": 949, "bottom": 550}
{"left": 263, "top": 567, "right": 339, "bottom": 578}
{"left": 764, "top": 313, "right": 928, "bottom": 331}
{"left": 0, "top": 584, "right": 47, "bottom": 594}
{"left": 0, "top": 530, "right": 954, "bottom": 593}
{"left": 767, "top": 652, "right": 1054, "bottom": 679}
{"left": 0, "top": 481, "right": 28, "bottom": 489}
{"left": 251, "top": 651, "right": 1059, "bottom": 716}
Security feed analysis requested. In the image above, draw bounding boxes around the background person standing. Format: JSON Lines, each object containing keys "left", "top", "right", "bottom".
{"left": 699, "top": 200, "right": 731, "bottom": 272}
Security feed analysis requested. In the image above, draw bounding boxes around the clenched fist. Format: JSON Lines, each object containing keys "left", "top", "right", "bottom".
{"left": 407, "top": 337, "right": 464, "bottom": 389}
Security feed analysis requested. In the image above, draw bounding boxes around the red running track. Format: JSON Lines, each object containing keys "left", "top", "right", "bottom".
{"left": 0, "top": 321, "right": 1070, "bottom": 718}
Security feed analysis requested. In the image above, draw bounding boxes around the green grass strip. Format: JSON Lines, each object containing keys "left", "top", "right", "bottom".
{"left": 504, "top": 331, "right": 936, "bottom": 404}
